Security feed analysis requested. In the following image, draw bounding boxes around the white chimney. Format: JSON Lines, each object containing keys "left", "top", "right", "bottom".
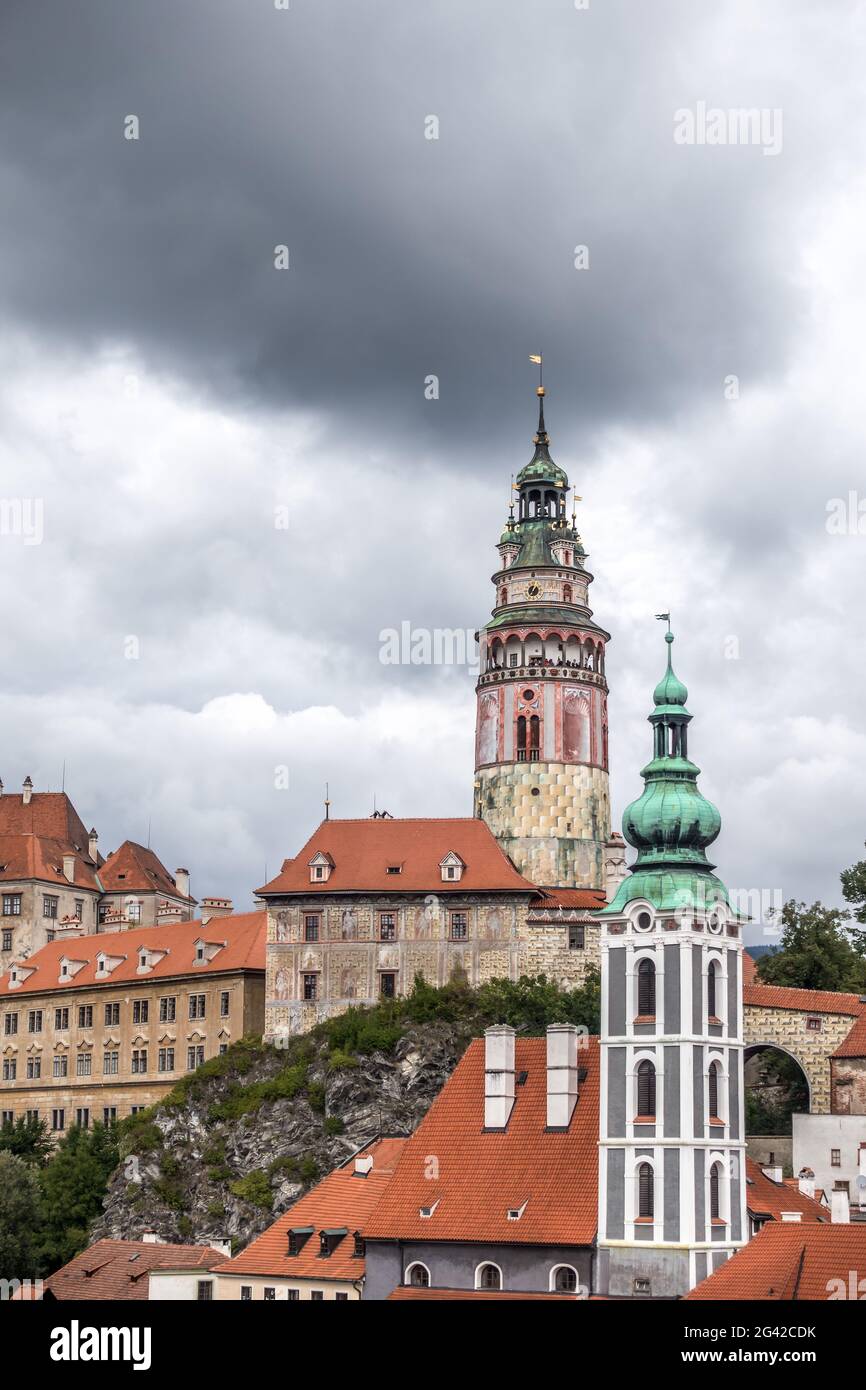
{"left": 88, "top": 828, "right": 99, "bottom": 862}
{"left": 354, "top": 1154, "right": 374, "bottom": 1176}
{"left": 780, "top": 1211, "right": 803, "bottom": 1222}
{"left": 22, "top": 776, "right": 33, "bottom": 806}
{"left": 141, "top": 1232, "right": 165, "bottom": 1245}
{"left": 484, "top": 1025, "right": 516, "bottom": 1130}
{"left": 208, "top": 1239, "right": 231, "bottom": 1257}
{"left": 831, "top": 1189, "right": 851, "bottom": 1224}
{"left": 200, "top": 896, "right": 233, "bottom": 923}
{"left": 175, "top": 868, "right": 190, "bottom": 899}
{"left": 62, "top": 854, "right": 75, "bottom": 883}
{"left": 761, "top": 1164, "right": 783, "bottom": 1184}
{"left": 798, "top": 1175, "right": 816, "bottom": 1199}
{"left": 546, "top": 1023, "right": 580, "bottom": 1128}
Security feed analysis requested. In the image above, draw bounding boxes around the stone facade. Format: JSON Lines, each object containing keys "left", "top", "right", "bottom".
{"left": 473, "top": 761, "right": 610, "bottom": 889}
{"left": 743, "top": 1004, "right": 858, "bottom": 1116}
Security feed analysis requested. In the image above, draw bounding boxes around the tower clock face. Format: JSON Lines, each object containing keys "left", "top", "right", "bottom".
{"left": 526, "top": 581, "right": 541, "bottom": 598}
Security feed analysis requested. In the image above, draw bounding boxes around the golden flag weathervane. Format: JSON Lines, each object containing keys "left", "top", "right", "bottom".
{"left": 529, "top": 353, "right": 544, "bottom": 395}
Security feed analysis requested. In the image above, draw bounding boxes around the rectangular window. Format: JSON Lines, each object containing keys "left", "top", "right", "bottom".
{"left": 43, "top": 895, "right": 59, "bottom": 919}
{"left": 187, "top": 1045, "right": 205, "bottom": 1071}
{"left": 78, "top": 1005, "right": 93, "bottom": 1029}
{"left": 28, "top": 1009, "right": 43, "bottom": 1033}
{"left": 1, "top": 1110, "right": 13, "bottom": 1126}
{"left": 240, "top": 1286, "right": 252, "bottom": 1302}
{"left": 380, "top": 973, "right": 396, "bottom": 999}
{"left": 131, "top": 1049, "right": 148, "bottom": 1075}
{"left": 1, "top": 930, "right": 11, "bottom": 952}
{"left": 76, "top": 1053, "right": 92, "bottom": 1077}
{"left": 219, "top": 1044, "right": 228, "bottom": 1056}
{"left": 132, "top": 1000, "right": 149, "bottom": 1025}
{"left": 159, "top": 996, "right": 176, "bottom": 1023}
{"left": 104, "top": 1002, "right": 120, "bottom": 1026}
{"left": 831, "top": 1149, "right": 842, "bottom": 1167}
{"left": 806, "top": 1017, "right": 822, "bottom": 1032}
{"left": 158, "top": 1047, "right": 175, "bottom": 1073}
{"left": 103, "top": 1051, "right": 119, "bottom": 1075}
{"left": 379, "top": 913, "right": 396, "bottom": 941}
{"left": 304, "top": 915, "right": 320, "bottom": 942}
{"left": 197, "top": 1281, "right": 213, "bottom": 1301}
{"left": 127, "top": 901, "right": 142, "bottom": 923}
{"left": 263, "top": 1287, "right": 276, "bottom": 1301}
{"left": 74, "top": 899, "right": 84, "bottom": 920}
{"left": 4, "top": 1012, "right": 18, "bottom": 1036}
{"left": 335, "top": 1292, "right": 349, "bottom": 1301}
{"left": 26, "top": 1109, "right": 39, "bottom": 1123}
{"left": 189, "top": 994, "right": 206, "bottom": 1020}
{"left": 311, "top": 1291, "right": 324, "bottom": 1301}
{"left": 54, "top": 1008, "right": 69, "bottom": 1030}
{"left": 51, "top": 1109, "right": 65, "bottom": 1132}
{"left": 52, "top": 1055, "right": 68, "bottom": 1078}
{"left": 450, "top": 912, "right": 468, "bottom": 940}
{"left": 220, "top": 991, "right": 230, "bottom": 1018}
{"left": 26, "top": 1057, "right": 41, "bottom": 1080}
{"left": 287, "top": 1290, "right": 299, "bottom": 1301}
{"left": 75, "top": 1108, "right": 90, "bottom": 1129}
{"left": 568, "top": 925, "right": 586, "bottom": 950}
{"left": 2, "top": 1059, "right": 16, "bottom": 1081}
{"left": 2, "top": 894, "right": 21, "bottom": 916}
{"left": 98, "top": 903, "right": 110, "bottom": 924}
{"left": 103, "top": 1107, "right": 117, "bottom": 1126}
{"left": 130, "top": 1106, "right": 145, "bottom": 1116}
{"left": 302, "top": 973, "right": 318, "bottom": 1002}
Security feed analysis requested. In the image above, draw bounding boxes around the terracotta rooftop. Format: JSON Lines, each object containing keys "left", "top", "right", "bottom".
{"left": 0, "top": 909, "right": 266, "bottom": 997}
{"left": 16, "top": 1239, "right": 224, "bottom": 1300}
{"left": 745, "top": 1158, "right": 828, "bottom": 1224}
{"left": 744, "top": 982, "right": 866, "bottom": 1016}
{"left": 257, "top": 818, "right": 538, "bottom": 897}
{"left": 99, "top": 840, "right": 194, "bottom": 902}
{"left": 742, "top": 951, "right": 757, "bottom": 984}
{"left": 364, "top": 1036, "right": 600, "bottom": 1247}
{"left": 212, "top": 1138, "right": 407, "bottom": 1282}
{"left": 0, "top": 790, "right": 92, "bottom": 846}
{"left": 686, "top": 1222, "right": 866, "bottom": 1300}
{"left": 831, "top": 1011, "right": 866, "bottom": 1058}
{"left": 0, "top": 831, "right": 101, "bottom": 893}
{"left": 532, "top": 887, "right": 607, "bottom": 911}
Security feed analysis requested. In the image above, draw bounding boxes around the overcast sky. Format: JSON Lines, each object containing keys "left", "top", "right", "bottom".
{"left": 0, "top": 0, "right": 863, "bottom": 942}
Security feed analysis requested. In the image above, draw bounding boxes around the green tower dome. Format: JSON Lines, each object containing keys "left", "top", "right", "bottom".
{"left": 599, "top": 624, "right": 732, "bottom": 917}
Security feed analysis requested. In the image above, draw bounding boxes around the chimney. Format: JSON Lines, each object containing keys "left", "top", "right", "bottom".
{"left": 780, "top": 1211, "right": 803, "bottom": 1222}
{"left": 62, "top": 854, "right": 75, "bottom": 883}
{"left": 761, "top": 1164, "right": 783, "bottom": 1184}
{"left": 354, "top": 1154, "right": 374, "bottom": 1177}
{"left": 22, "top": 776, "right": 33, "bottom": 806}
{"left": 141, "top": 1232, "right": 166, "bottom": 1245}
{"left": 88, "top": 828, "right": 99, "bottom": 862}
{"left": 831, "top": 1189, "right": 851, "bottom": 1224}
{"left": 175, "top": 867, "right": 190, "bottom": 900}
{"left": 546, "top": 1023, "right": 580, "bottom": 1128}
{"left": 798, "top": 1174, "right": 816, "bottom": 1199}
{"left": 208, "top": 1238, "right": 231, "bottom": 1258}
{"left": 200, "top": 896, "right": 233, "bottom": 924}
{"left": 484, "top": 1025, "right": 516, "bottom": 1130}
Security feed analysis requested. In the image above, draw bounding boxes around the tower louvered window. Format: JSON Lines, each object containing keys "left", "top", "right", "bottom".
{"left": 637, "top": 1060, "right": 656, "bottom": 1118}
{"left": 710, "top": 1163, "right": 722, "bottom": 1220}
{"left": 707, "top": 960, "right": 718, "bottom": 1018}
{"left": 637, "top": 1163, "right": 654, "bottom": 1219}
{"left": 637, "top": 958, "right": 656, "bottom": 1016}
{"left": 708, "top": 1061, "right": 720, "bottom": 1119}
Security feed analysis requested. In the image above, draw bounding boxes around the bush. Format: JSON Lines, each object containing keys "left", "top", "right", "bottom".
{"left": 229, "top": 1169, "right": 273, "bottom": 1209}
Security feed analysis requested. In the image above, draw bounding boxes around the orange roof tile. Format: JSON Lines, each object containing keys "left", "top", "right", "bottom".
{"left": 742, "top": 952, "right": 757, "bottom": 984}
{"left": 832, "top": 1012, "right": 866, "bottom": 1058}
{"left": 686, "top": 1222, "right": 866, "bottom": 1300}
{"left": 744, "top": 982, "right": 865, "bottom": 1016}
{"left": 18, "top": 1239, "right": 224, "bottom": 1300}
{"left": 0, "top": 910, "right": 266, "bottom": 997}
{"left": 364, "top": 1036, "right": 600, "bottom": 1247}
{"left": 0, "top": 831, "right": 101, "bottom": 892}
{"left": 745, "top": 1158, "right": 828, "bottom": 1224}
{"left": 388, "top": 1286, "right": 577, "bottom": 1299}
{"left": 0, "top": 791, "right": 91, "bottom": 845}
{"left": 257, "top": 819, "right": 538, "bottom": 897}
{"left": 532, "top": 887, "right": 607, "bottom": 911}
{"left": 99, "top": 841, "right": 193, "bottom": 902}
{"left": 212, "top": 1139, "right": 406, "bottom": 1282}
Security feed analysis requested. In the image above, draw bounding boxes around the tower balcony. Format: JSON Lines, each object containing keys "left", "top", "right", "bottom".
{"left": 477, "top": 664, "right": 607, "bottom": 690}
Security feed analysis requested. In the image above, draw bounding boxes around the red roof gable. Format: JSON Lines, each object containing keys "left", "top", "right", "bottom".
{"left": 832, "top": 1012, "right": 866, "bottom": 1058}
{"left": 0, "top": 832, "right": 101, "bottom": 892}
{"left": 99, "top": 840, "right": 193, "bottom": 901}
{"left": 19, "top": 1239, "right": 224, "bottom": 1300}
{"left": 257, "top": 818, "right": 538, "bottom": 897}
{"left": 0, "top": 910, "right": 266, "bottom": 997}
{"left": 742, "top": 952, "right": 757, "bottom": 984}
{"left": 0, "top": 791, "right": 92, "bottom": 846}
{"left": 212, "top": 1139, "right": 406, "bottom": 1281}
{"left": 687, "top": 1222, "right": 866, "bottom": 1300}
{"left": 364, "top": 1036, "right": 600, "bottom": 1247}
{"left": 745, "top": 1158, "right": 827, "bottom": 1223}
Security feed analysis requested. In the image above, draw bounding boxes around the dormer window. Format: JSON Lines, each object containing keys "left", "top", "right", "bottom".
{"left": 386, "top": 865, "right": 402, "bottom": 876}
{"left": 308, "top": 852, "right": 334, "bottom": 884}
{"left": 419, "top": 1198, "right": 440, "bottom": 1219}
{"left": 287, "top": 1227, "right": 314, "bottom": 1256}
{"left": 439, "top": 852, "right": 465, "bottom": 884}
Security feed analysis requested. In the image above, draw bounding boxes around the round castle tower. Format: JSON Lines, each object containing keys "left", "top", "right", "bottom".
{"left": 473, "top": 385, "right": 611, "bottom": 889}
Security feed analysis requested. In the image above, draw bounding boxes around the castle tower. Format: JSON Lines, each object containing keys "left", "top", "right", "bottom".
{"left": 473, "top": 383, "right": 611, "bottom": 889}
{"left": 595, "top": 624, "right": 747, "bottom": 1298}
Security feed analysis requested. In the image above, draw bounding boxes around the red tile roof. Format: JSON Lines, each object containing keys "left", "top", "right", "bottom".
{"left": 212, "top": 1139, "right": 406, "bottom": 1282}
{"left": 388, "top": 1286, "right": 577, "bottom": 1300}
{"left": 99, "top": 840, "right": 193, "bottom": 902}
{"left": 744, "top": 982, "right": 865, "bottom": 1016}
{"left": 18, "top": 1239, "right": 223, "bottom": 1300}
{"left": 533, "top": 887, "right": 607, "bottom": 911}
{"left": 832, "top": 1012, "right": 866, "bottom": 1058}
{"left": 686, "top": 1222, "right": 866, "bottom": 1300}
{"left": 742, "top": 952, "right": 757, "bottom": 984}
{"left": 0, "top": 909, "right": 266, "bottom": 997}
{"left": 0, "top": 831, "right": 101, "bottom": 892}
{"left": 257, "top": 818, "right": 538, "bottom": 897}
{"left": 0, "top": 791, "right": 92, "bottom": 846}
{"left": 364, "top": 1036, "right": 600, "bottom": 1247}
{"left": 745, "top": 1158, "right": 828, "bottom": 1224}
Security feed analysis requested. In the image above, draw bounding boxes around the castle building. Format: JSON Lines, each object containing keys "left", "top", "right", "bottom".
{"left": 474, "top": 387, "right": 613, "bottom": 891}
{"left": 595, "top": 627, "right": 748, "bottom": 1297}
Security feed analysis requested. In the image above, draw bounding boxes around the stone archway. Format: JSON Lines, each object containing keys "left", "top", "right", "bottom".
{"left": 744, "top": 999, "right": 861, "bottom": 1114}
{"left": 743, "top": 1040, "right": 812, "bottom": 1127}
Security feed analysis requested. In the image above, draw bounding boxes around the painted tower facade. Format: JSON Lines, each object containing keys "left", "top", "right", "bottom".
{"left": 473, "top": 388, "right": 611, "bottom": 889}
{"left": 596, "top": 627, "right": 747, "bottom": 1298}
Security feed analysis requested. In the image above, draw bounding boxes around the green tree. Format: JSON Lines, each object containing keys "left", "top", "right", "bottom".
{"left": 0, "top": 1114, "right": 52, "bottom": 1165}
{"left": 757, "top": 899, "right": 866, "bottom": 993}
{"left": 840, "top": 855, "right": 866, "bottom": 952}
{"left": 37, "top": 1123, "right": 119, "bottom": 1272}
{"left": 0, "top": 1151, "right": 42, "bottom": 1279}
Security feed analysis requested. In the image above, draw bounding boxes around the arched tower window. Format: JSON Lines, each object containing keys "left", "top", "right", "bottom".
{"left": 637, "top": 958, "right": 656, "bottom": 1017}
{"left": 499, "top": 587, "right": 507, "bottom": 607}
{"left": 477, "top": 1263, "right": 501, "bottom": 1290}
{"left": 517, "top": 715, "right": 527, "bottom": 761}
{"left": 637, "top": 1163, "right": 654, "bottom": 1219}
{"left": 563, "top": 583, "right": 572, "bottom": 603}
{"left": 529, "top": 714, "right": 540, "bottom": 757}
{"left": 407, "top": 1263, "right": 430, "bottom": 1288}
{"left": 710, "top": 1162, "right": 722, "bottom": 1220}
{"left": 708, "top": 1060, "right": 721, "bottom": 1119}
{"left": 553, "top": 1265, "right": 577, "bottom": 1293}
{"left": 637, "top": 1059, "right": 656, "bottom": 1118}
{"left": 707, "top": 960, "right": 718, "bottom": 1019}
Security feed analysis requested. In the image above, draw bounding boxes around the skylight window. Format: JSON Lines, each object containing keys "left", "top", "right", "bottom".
{"left": 419, "top": 1199, "right": 440, "bottom": 1219}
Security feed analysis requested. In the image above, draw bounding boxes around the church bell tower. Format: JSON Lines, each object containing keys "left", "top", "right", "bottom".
{"left": 473, "top": 378, "right": 612, "bottom": 890}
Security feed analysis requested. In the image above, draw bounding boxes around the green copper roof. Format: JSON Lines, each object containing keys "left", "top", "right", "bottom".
{"left": 598, "top": 627, "right": 738, "bottom": 918}
{"left": 515, "top": 393, "right": 569, "bottom": 489}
